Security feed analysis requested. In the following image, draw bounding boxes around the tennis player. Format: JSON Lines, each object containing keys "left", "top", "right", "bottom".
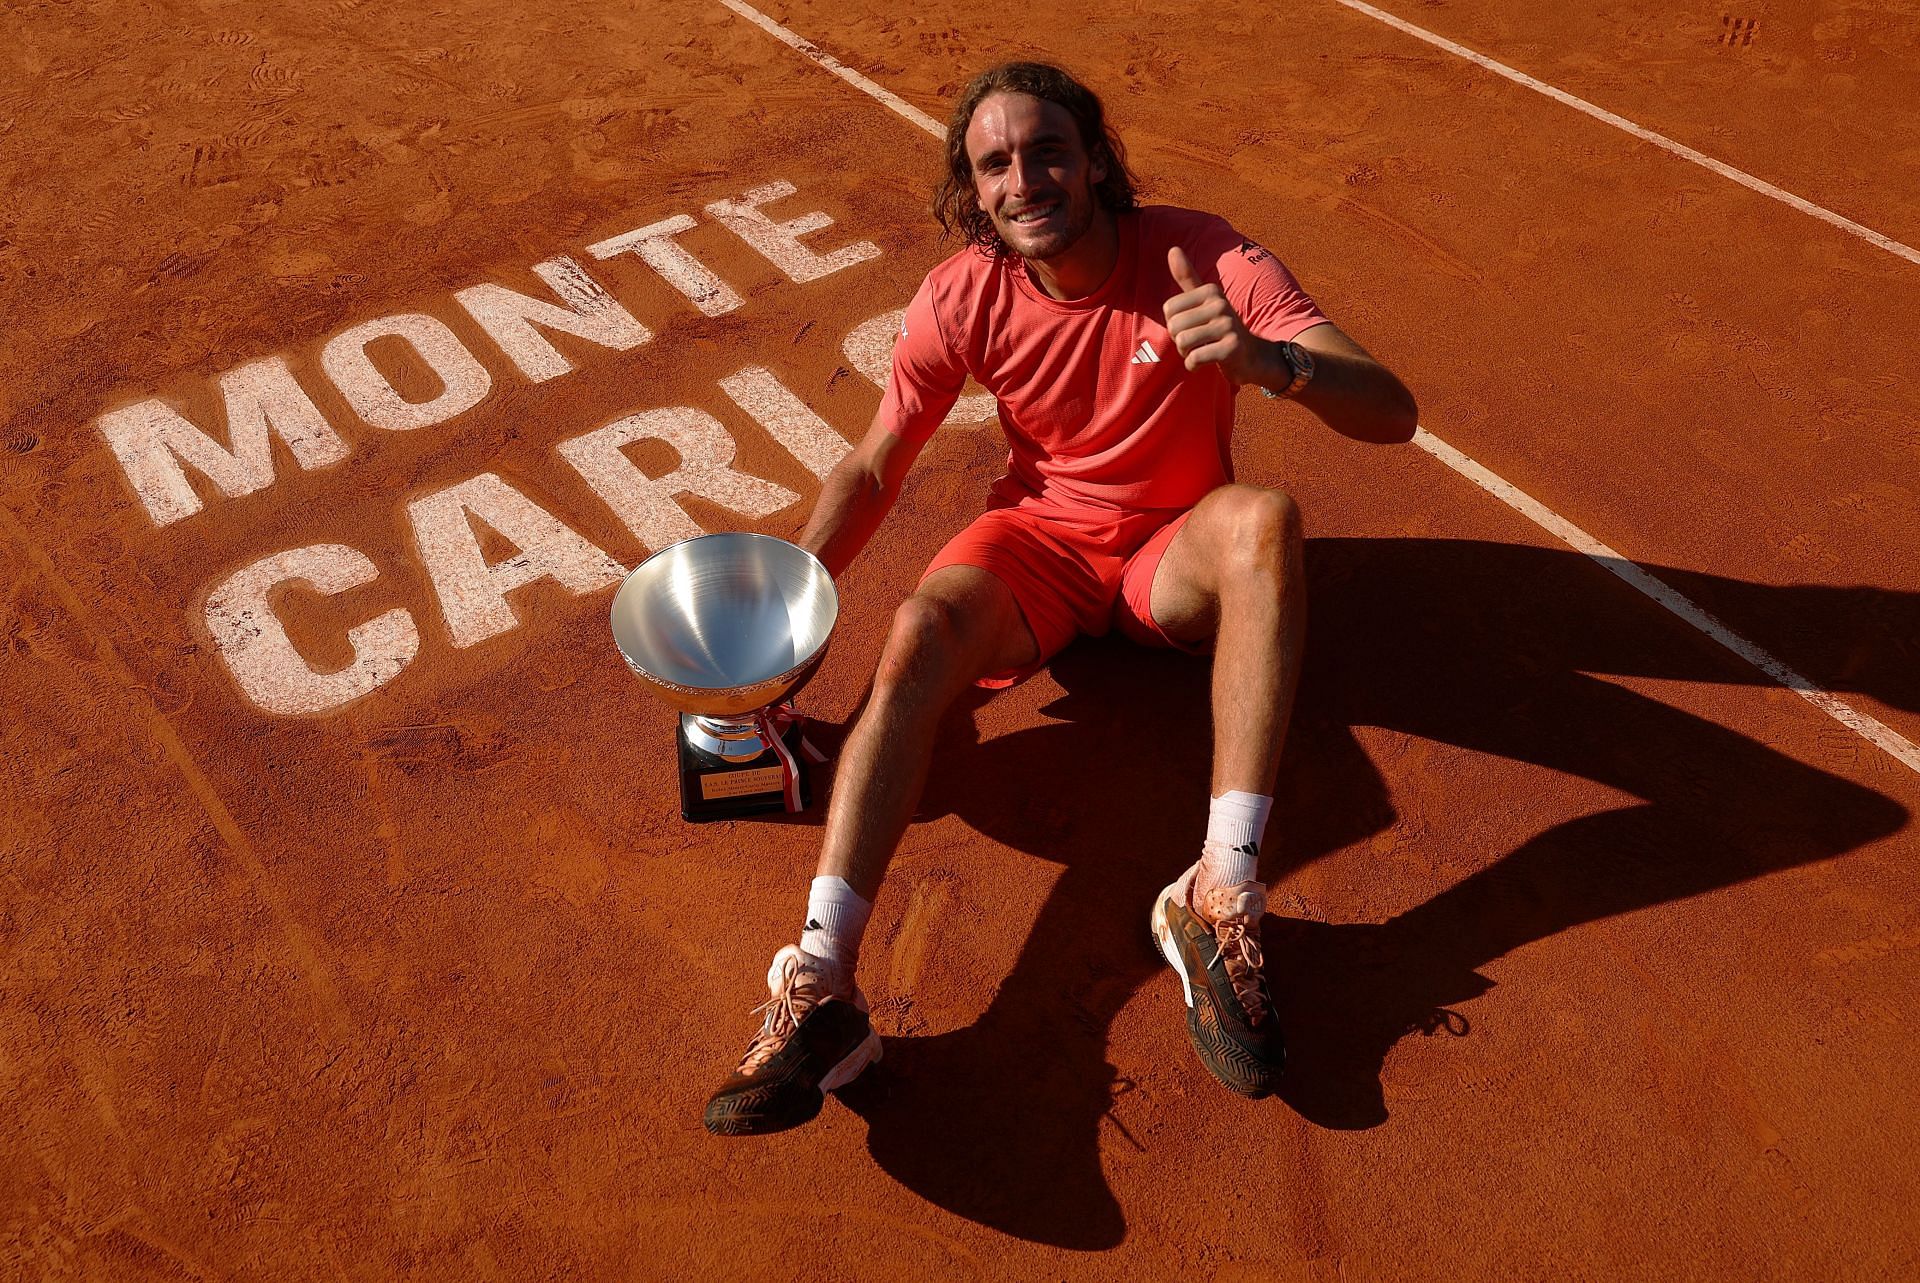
{"left": 704, "top": 61, "right": 1418, "bottom": 1135}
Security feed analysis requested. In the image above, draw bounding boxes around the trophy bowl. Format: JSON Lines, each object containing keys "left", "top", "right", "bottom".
{"left": 610, "top": 532, "right": 838, "bottom": 821}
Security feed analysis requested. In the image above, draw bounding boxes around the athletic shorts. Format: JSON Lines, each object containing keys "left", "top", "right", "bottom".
{"left": 919, "top": 494, "right": 1205, "bottom": 688}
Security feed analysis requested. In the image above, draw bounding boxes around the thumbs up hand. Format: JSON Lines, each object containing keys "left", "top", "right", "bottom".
{"left": 1163, "top": 245, "right": 1261, "bottom": 383}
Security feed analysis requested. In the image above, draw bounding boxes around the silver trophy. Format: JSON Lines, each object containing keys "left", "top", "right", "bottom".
{"left": 610, "top": 532, "right": 838, "bottom": 822}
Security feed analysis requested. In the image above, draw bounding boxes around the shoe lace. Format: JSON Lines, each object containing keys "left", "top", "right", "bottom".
{"left": 739, "top": 955, "right": 833, "bottom": 1073}
{"left": 1208, "top": 917, "right": 1271, "bottom": 1027}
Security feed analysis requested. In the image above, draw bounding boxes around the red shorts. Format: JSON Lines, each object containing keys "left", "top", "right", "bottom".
{"left": 919, "top": 495, "right": 1204, "bottom": 688}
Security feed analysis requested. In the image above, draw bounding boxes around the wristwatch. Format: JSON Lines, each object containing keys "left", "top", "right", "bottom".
{"left": 1260, "top": 340, "right": 1315, "bottom": 399}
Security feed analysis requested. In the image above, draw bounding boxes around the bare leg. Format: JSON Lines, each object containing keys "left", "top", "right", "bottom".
{"left": 1131, "top": 485, "right": 1305, "bottom": 1095}
{"left": 817, "top": 565, "right": 1040, "bottom": 904}
{"left": 702, "top": 566, "right": 1039, "bottom": 1135}
{"left": 1137, "top": 484, "right": 1307, "bottom": 797}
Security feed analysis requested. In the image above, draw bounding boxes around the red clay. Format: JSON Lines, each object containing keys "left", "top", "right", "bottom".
{"left": 3, "top": 0, "right": 1916, "bottom": 1278}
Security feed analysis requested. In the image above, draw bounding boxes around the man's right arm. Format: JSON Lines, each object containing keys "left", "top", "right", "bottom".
{"left": 802, "top": 272, "right": 966, "bottom": 576}
{"left": 797, "top": 414, "right": 926, "bottom": 579}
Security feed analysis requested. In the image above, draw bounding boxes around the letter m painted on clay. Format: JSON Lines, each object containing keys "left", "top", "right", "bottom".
{"left": 98, "top": 356, "right": 349, "bottom": 527}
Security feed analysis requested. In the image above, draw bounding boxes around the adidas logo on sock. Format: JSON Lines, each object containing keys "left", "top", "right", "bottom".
{"left": 1130, "top": 339, "right": 1160, "bottom": 365}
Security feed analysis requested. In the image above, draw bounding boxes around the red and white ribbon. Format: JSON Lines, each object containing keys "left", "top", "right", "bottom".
{"left": 750, "top": 701, "right": 828, "bottom": 812}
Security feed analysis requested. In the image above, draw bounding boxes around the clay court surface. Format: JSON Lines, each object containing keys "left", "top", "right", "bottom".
{"left": 5, "top": 0, "right": 1920, "bottom": 1276}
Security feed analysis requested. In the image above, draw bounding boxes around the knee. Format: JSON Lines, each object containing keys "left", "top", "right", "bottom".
{"left": 1221, "top": 487, "right": 1303, "bottom": 580}
{"left": 874, "top": 593, "right": 960, "bottom": 692}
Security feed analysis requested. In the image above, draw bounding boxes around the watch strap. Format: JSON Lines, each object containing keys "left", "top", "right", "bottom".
{"left": 1261, "top": 340, "right": 1314, "bottom": 399}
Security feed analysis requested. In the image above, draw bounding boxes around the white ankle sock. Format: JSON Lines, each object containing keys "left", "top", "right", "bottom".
{"left": 1197, "top": 790, "right": 1272, "bottom": 897}
{"left": 799, "top": 875, "right": 871, "bottom": 970}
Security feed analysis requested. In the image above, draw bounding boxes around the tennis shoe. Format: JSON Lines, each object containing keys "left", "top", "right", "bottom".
{"left": 703, "top": 945, "right": 881, "bottom": 1136}
{"left": 1151, "top": 864, "right": 1284, "bottom": 1097}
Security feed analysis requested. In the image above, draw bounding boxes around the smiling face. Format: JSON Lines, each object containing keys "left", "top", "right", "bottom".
{"left": 964, "top": 91, "right": 1109, "bottom": 262}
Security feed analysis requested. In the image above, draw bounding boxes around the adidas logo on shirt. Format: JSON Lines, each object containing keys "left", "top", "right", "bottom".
{"left": 1130, "top": 339, "right": 1160, "bottom": 365}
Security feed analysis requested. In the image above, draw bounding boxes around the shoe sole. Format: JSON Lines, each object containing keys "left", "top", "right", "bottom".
{"left": 821, "top": 1029, "right": 883, "bottom": 1092}
{"left": 1150, "top": 881, "right": 1197, "bottom": 1009}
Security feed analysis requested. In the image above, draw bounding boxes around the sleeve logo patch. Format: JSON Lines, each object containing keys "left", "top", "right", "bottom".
{"left": 1236, "top": 239, "right": 1272, "bottom": 265}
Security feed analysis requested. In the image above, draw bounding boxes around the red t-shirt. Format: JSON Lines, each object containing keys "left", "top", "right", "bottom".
{"left": 881, "top": 205, "right": 1328, "bottom": 513}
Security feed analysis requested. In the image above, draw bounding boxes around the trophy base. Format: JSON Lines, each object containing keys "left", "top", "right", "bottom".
{"left": 677, "top": 714, "right": 815, "bottom": 823}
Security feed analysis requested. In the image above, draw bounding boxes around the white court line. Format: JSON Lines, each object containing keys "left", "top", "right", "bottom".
{"left": 1331, "top": 0, "right": 1920, "bottom": 270}
{"left": 1412, "top": 430, "right": 1920, "bottom": 774}
{"left": 716, "top": 0, "right": 946, "bottom": 136}
{"left": 715, "top": 0, "right": 1920, "bottom": 778}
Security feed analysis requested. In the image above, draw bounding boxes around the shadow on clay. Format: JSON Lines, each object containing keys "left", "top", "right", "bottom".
{"left": 833, "top": 535, "right": 1911, "bottom": 1248}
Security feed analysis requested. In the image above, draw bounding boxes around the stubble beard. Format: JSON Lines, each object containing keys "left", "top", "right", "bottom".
{"left": 999, "top": 184, "right": 1095, "bottom": 263}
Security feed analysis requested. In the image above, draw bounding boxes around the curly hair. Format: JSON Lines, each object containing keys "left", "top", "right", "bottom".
{"left": 933, "top": 62, "right": 1141, "bottom": 258}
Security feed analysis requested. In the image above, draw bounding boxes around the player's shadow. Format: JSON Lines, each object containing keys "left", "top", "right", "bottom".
{"left": 838, "top": 536, "right": 1911, "bottom": 1248}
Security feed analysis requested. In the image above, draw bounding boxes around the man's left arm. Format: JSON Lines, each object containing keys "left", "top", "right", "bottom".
{"left": 1165, "top": 244, "right": 1419, "bottom": 445}
{"left": 1256, "top": 321, "right": 1419, "bottom": 445}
